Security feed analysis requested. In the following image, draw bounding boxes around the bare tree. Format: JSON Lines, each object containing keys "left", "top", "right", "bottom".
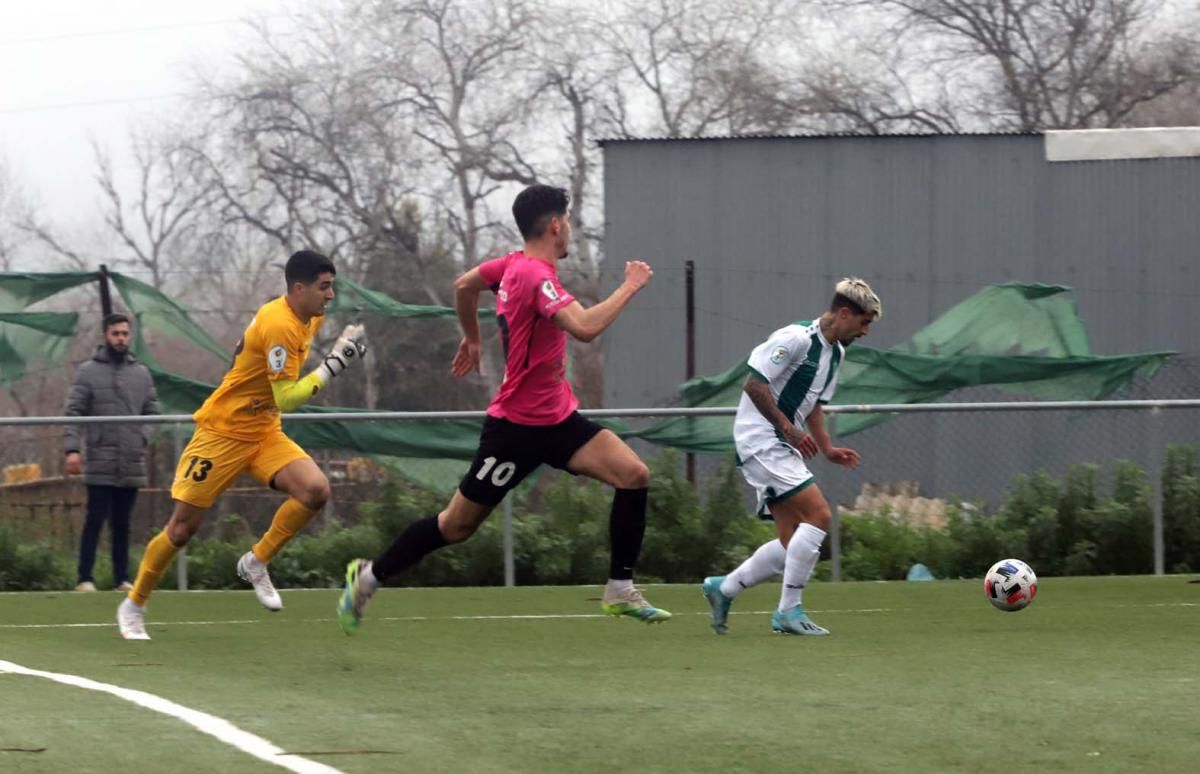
{"left": 186, "top": 5, "right": 526, "bottom": 408}
{"left": 1126, "top": 81, "right": 1200, "bottom": 125}
{"left": 534, "top": 0, "right": 818, "bottom": 403}
{"left": 190, "top": 10, "right": 443, "bottom": 293}
{"left": 16, "top": 165, "right": 91, "bottom": 271}
{"left": 1122, "top": 8, "right": 1200, "bottom": 125}
{"left": 16, "top": 215, "right": 91, "bottom": 271}
{"left": 596, "top": 0, "right": 806, "bottom": 138}
{"left": 185, "top": 218, "right": 288, "bottom": 333}
{"left": 860, "top": 0, "right": 1200, "bottom": 130}
{"left": 792, "top": 44, "right": 961, "bottom": 134}
{"left": 14, "top": 129, "right": 218, "bottom": 282}
{"left": 357, "top": 0, "right": 542, "bottom": 267}
{"left": 530, "top": 8, "right": 617, "bottom": 289}
{"left": 522, "top": 11, "right": 619, "bottom": 406}
{"left": 0, "top": 159, "right": 28, "bottom": 272}
{"left": 92, "top": 134, "right": 219, "bottom": 290}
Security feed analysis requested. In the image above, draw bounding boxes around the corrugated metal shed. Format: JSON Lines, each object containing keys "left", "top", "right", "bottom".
{"left": 600, "top": 133, "right": 1200, "bottom": 506}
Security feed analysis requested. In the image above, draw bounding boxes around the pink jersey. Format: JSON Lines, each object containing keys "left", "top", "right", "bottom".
{"left": 478, "top": 251, "right": 578, "bottom": 425}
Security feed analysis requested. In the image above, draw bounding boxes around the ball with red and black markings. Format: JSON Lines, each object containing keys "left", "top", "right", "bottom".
{"left": 984, "top": 558, "right": 1038, "bottom": 612}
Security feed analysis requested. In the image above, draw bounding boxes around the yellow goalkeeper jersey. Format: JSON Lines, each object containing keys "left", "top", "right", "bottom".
{"left": 192, "top": 296, "right": 324, "bottom": 440}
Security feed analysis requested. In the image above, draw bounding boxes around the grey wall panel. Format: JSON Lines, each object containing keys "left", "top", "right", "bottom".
{"left": 601, "top": 135, "right": 1200, "bottom": 505}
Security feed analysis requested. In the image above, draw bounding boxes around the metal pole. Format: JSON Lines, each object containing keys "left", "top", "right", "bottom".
{"left": 1150, "top": 408, "right": 1165, "bottom": 576}
{"left": 503, "top": 497, "right": 515, "bottom": 587}
{"left": 829, "top": 413, "right": 841, "bottom": 582}
{"left": 322, "top": 450, "right": 334, "bottom": 528}
{"left": 830, "top": 505, "right": 842, "bottom": 583}
{"left": 684, "top": 260, "right": 696, "bottom": 485}
{"left": 172, "top": 422, "right": 188, "bottom": 591}
{"left": 98, "top": 264, "right": 113, "bottom": 317}
{"left": 7, "top": 399, "right": 1200, "bottom": 427}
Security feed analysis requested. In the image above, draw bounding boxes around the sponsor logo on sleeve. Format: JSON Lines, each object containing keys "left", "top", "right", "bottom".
{"left": 541, "top": 279, "right": 560, "bottom": 302}
{"left": 267, "top": 345, "right": 288, "bottom": 373}
{"left": 769, "top": 346, "right": 789, "bottom": 365}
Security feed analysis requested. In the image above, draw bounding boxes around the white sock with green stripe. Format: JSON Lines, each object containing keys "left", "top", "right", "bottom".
{"left": 720, "top": 539, "right": 785, "bottom": 598}
{"left": 779, "top": 524, "right": 826, "bottom": 612}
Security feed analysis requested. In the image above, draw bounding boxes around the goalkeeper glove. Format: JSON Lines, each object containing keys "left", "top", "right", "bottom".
{"left": 317, "top": 323, "right": 367, "bottom": 382}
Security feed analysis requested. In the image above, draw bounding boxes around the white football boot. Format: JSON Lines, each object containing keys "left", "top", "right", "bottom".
{"left": 236, "top": 551, "right": 283, "bottom": 611}
{"left": 116, "top": 598, "right": 150, "bottom": 640}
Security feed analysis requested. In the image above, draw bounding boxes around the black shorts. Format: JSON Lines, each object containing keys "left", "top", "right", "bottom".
{"left": 457, "top": 412, "right": 605, "bottom": 507}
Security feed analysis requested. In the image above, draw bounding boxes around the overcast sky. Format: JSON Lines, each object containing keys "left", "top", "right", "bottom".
{"left": 0, "top": 0, "right": 298, "bottom": 234}
{"left": 3, "top": 0, "right": 1194, "bottom": 260}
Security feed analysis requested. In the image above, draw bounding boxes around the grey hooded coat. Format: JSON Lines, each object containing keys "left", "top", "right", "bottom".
{"left": 63, "top": 345, "right": 161, "bottom": 488}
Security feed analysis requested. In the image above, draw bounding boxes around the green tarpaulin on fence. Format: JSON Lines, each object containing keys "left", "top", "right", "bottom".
{"left": 327, "top": 276, "right": 495, "bottom": 320}
{"left": 108, "top": 273, "right": 230, "bottom": 367}
{"left": 901, "top": 283, "right": 1091, "bottom": 358}
{"left": 0, "top": 312, "right": 80, "bottom": 388}
{"left": 630, "top": 283, "right": 1171, "bottom": 452}
{"left": 1, "top": 273, "right": 1174, "bottom": 459}
{"left": 0, "top": 273, "right": 95, "bottom": 388}
{"left": 0, "top": 272, "right": 96, "bottom": 310}
{"left": 631, "top": 349, "right": 1170, "bottom": 453}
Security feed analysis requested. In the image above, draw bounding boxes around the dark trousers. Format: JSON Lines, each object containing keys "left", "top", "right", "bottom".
{"left": 78, "top": 485, "right": 138, "bottom": 585}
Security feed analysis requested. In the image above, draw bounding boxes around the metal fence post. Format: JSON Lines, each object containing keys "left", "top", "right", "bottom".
{"left": 172, "top": 422, "right": 188, "bottom": 591}
{"left": 828, "top": 413, "right": 841, "bottom": 582}
{"left": 503, "top": 497, "right": 515, "bottom": 587}
{"left": 1150, "top": 408, "right": 1165, "bottom": 576}
{"left": 830, "top": 504, "right": 842, "bottom": 583}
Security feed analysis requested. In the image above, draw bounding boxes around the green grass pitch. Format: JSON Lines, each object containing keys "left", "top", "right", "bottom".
{"left": 1, "top": 576, "right": 1198, "bottom": 773}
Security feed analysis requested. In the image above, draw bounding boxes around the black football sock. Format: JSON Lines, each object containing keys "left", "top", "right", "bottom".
{"left": 371, "top": 516, "right": 449, "bottom": 582}
{"left": 608, "top": 487, "right": 648, "bottom": 581}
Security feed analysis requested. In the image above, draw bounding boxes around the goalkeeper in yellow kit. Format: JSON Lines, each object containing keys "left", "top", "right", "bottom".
{"left": 117, "top": 250, "right": 366, "bottom": 640}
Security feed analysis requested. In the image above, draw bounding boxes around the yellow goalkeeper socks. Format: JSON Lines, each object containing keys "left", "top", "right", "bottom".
{"left": 251, "top": 498, "right": 318, "bottom": 563}
{"left": 128, "top": 531, "right": 183, "bottom": 607}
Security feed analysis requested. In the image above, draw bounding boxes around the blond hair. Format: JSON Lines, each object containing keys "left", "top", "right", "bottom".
{"left": 834, "top": 277, "right": 882, "bottom": 319}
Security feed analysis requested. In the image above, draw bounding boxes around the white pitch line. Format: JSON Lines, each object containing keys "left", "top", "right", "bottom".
{"left": 403, "top": 608, "right": 901, "bottom": 621}
{"left": 0, "top": 607, "right": 892, "bottom": 624}
{"left": 0, "top": 602, "right": 1194, "bottom": 631}
{"left": 0, "top": 619, "right": 266, "bottom": 630}
{"left": 0, "top": 659, "right": 343, "bottom": 774}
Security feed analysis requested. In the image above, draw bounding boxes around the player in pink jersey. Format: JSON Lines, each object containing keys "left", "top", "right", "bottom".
{"left": 337, "top": 184, "right": 670, "bottom": 633}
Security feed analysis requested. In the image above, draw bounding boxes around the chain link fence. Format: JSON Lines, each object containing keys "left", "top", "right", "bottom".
{"left": 818, "top": 355, "right": 1200, "bottom": 512}
{"left": 0, "top": 426, "right": 388, "bottom": 552}
{"left": 3, "top": 389, "right": 1199, "bottom": 586}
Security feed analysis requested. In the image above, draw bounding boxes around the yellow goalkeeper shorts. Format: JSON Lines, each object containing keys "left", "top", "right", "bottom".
{"left": 170, "top": 426, "right": 310, "bottom": 508}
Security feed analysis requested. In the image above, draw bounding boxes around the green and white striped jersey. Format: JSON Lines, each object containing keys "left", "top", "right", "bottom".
{"left": 734, "top": 319, "right": 844, "bottom": 457}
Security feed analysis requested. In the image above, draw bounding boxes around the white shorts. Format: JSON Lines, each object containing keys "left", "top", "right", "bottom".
{"left": 738, "top": 442, "right": 815, "bottom": 518}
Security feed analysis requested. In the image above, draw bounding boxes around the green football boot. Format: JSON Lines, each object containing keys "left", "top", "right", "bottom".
{"left": 600, "top": 585, "right": 672, "bottom": 623}
{"left": 337, "top": 559, "right": 374, "bottom": 635}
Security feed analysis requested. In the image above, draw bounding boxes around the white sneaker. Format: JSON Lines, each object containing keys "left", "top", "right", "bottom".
{"left": 236, "top": 551, "right": 282, "bottom": 611}
{"left": 117, "top": 598, "right": 150, "bottom": 640}
{"left": 75, "top": 581, "right": 97, "bottom": 592}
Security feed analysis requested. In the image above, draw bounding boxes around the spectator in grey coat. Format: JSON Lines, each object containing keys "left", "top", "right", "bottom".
{"left": 64, "top": 313, "right": 161, "bottom": 592}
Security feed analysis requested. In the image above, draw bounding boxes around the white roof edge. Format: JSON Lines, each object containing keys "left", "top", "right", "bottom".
{"left": 1045, "top": 127, "right": 1200, "bottom": 162}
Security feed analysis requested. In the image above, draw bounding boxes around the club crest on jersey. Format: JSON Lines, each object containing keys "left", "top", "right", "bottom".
{"left": 769, "top": 346, "right": 789, "bottom": 364}
{"left": 541, "top": 279, "right": 559, "bottom": 301}
{"left": 498, "top": 285, "right": 508, "bottom": 303}
{"left": 267, "top": 345, "right": 287, "bottom": 373}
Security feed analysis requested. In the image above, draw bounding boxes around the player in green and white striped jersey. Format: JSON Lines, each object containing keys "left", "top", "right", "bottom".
{"left": 702, "top": 278, "right": 882, "bottom": 636}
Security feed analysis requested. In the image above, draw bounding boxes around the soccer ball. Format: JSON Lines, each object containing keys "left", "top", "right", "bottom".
{"left": 983, "top": 559, "right": 1038, "bottom": 612}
